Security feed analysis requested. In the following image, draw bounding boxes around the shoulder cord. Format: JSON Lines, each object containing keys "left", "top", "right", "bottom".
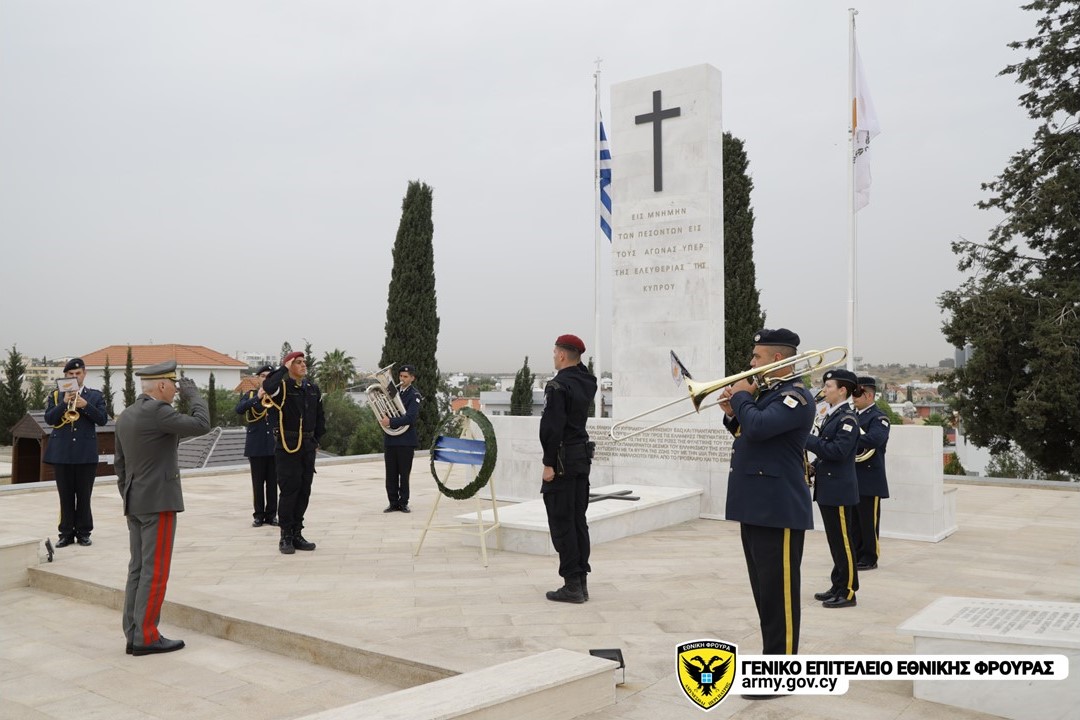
{"left": 276, "top": 381, "right": 303, "bottom": 454}
{"left": 246, "top": 391, "right": 268, "bottom": 423}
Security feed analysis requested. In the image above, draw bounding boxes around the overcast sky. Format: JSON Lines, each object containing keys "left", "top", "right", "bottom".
{"left": 0, "top": 1, "right": 1037, "bottom": 375}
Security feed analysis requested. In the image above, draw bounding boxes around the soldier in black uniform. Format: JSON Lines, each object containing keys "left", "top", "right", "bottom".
{"left": 719, "top": 329, "right": 815, "bottom": 659}
{"left": 235, "top": 364, "right": 278, "bottom": 527}
{"left": 539, "top": 334, "right": 597, "bottom": 604}
{"left": 805, "top": 368, "right": 861, "bottom": 608}
{"left": 852, "top": 376, "right": 890, "bottom": 570}
{"left": 263, "top": 351, "right": 325, "bottom": 555}
{"left": 380, "top": 364, "right": 422, "bottom": 513}
{"left": 43, "top": 358, "right": 109, "bottom": 547}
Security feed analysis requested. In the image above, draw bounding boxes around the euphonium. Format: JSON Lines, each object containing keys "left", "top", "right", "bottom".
{"left": 366, "top": 364, "right": 409, "bottom": 437}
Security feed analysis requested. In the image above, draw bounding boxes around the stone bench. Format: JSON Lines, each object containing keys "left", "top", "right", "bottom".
{"left": 898, "top": 596, "right": 1080, "bottom": 720}
{"left": 456, "top": 484, "right": 702, "bottom": 555}
{"left": 295, "top": 648, "right": 617, "bottom": 720}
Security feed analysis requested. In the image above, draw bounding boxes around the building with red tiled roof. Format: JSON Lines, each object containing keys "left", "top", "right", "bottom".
{"left": 79, "top": 344, "right": 249, "bottom": 415}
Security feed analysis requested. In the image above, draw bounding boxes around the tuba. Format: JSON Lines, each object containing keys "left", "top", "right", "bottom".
{"left": 366, "top": 365, "right": 409, "bottom": 436}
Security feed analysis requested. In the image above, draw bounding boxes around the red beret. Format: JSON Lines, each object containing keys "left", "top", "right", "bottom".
{"left": 282, "top": 351, "right": 304, "bottom": 364}
{"left": 555, "top": 334, "right": 586, "bottom": 353}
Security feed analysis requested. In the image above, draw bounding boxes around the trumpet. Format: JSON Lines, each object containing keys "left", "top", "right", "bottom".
{"left": 609, "top": 347, "right": 848, "bottom": 442}
{"left": 62, "top": 389, "right": 80, "bottom": 424}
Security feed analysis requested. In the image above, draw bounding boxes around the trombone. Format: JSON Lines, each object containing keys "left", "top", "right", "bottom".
{"left": 609, "top": 346, "right": 848, "bottom": 442}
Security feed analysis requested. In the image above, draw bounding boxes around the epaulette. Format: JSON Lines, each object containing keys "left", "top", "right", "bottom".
{"left": 792, "top": 381, "right": 806, "bottom": 389}
{"left": 780, "top": 390, "right": 807, "bottom": 406}
{"left": 546, "top": 379, "right": 565, "bottom": 393}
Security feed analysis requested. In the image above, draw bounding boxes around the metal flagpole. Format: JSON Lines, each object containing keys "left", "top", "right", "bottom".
{"left": 846, "top": 9, "right": 858, "bottom": 371}
{"left": 593, "top": 58, "right": 603, "bottom": 417}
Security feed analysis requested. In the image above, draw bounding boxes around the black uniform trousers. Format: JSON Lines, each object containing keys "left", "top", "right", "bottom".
{"left": 384, "top": 446, "right": 414, "bottom": 507}
{"left": 542, "top": 459, "right": 591, "bottom": 579}
{"left": 819, "top": 504, "right": 859, "bottom": 599}
{"left": 249, "top": 456, "right": 277, "bottom": 521}
{"left": 276, "top": 443, "right": 316, "bottom": 534}
{"left": 740, "top": 523, "right": 804, "bottom": 655}
{"left": 854, "top": 495, "right": 883, "bottom": 565}
{"left": 54, "top": 463, "right": 96, "bottom": 540}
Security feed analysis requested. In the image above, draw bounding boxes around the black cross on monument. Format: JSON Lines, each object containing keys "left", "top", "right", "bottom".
{"left": 635, "top": 89, "right": 681, "bottom": 192}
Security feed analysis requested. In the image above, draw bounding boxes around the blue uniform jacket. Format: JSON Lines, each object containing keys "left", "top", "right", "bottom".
{"left": 806, "top": 404, "right": 860, "bottom": 506}
{"left": 724, "top": 378, "right": 816, "bottom": 530}
{"left": 855, "top": 404, "right": 891, "bottom": 498}
{"left": 235, "top": 390, "right": 276, "bottom": 457}
{"left": 384, "top": 384, "right": 421, "bottom": 449}
{"left": 43, "top": 387, "right": 108, "bottom": 465}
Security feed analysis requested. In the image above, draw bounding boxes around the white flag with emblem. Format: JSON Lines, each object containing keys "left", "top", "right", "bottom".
{"left": 853, "top": 39, "right": 880, "bottom": 212}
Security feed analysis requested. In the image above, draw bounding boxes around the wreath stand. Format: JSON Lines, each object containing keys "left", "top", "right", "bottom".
{"left": 414, "top": 408, "right": 501, "bottom": 567}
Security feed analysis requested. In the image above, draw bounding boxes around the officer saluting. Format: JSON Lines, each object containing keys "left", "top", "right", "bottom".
{"left": 235, "top": 364, "right": 278, "bottom": 527}
{"left": 44, "top": 357, "right": 109, "bottom": 548}
{"left": 720, "top": 328, "right": 815, "bottom": 660}
{"left": 852, "top": 376, "right": 890, "bottom": 570}
{"left": 262, "top": 351, "right": 325, "bottom": 555}
{"left": 806, "top": 368, "right": 861, "bottom": 609}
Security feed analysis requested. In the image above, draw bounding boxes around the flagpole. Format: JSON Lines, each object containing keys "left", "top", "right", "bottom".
{"left": 593, "top": 58, "right": 603, "bottom": 417}
{"left": 846, "top": 8, "right": 858, "bottom": 371}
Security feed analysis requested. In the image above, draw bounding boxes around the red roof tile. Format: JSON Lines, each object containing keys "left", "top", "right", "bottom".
{"left": 80, "top": 344, "right": 248, "bottom": 369}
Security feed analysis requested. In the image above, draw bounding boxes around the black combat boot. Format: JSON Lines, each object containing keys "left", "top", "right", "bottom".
{"left": 292, "top": 530, "right": 316, "bottom": 551}
{"left": 545, "top": 575, "right": 585, "bottom": 604}
{"left": 279, "top": 528, "right": 295, "bottom": 555}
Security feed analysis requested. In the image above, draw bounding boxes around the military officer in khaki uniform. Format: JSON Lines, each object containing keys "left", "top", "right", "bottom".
{"left": 114, "top": 361, "right": 209, "bottom": 656}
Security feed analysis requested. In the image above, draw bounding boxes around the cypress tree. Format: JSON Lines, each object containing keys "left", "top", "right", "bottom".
{"left": 208, "top": 373, "right": 217, "bottom": 426}
{"left": 101, "top": 356, "right": 116, "bottom": 418}
{"left": 379, "top": 180, "right": 441, "bottom": 448}
{"left": 303, "top": 340, "right": 318, "bottom": 384}
{"left": 0, "top": 346, "right": 28, "bottom": 444}
{"left": 280, "top": 341, "right": 292, "bottom": 363}
{"left": 722, "top": 132, "right": 766, "bottom": 375}
{"left": 123, "top": 345, "right": 136, "bottom": 409}
{"left": 509, "top": 356, "right": 534, "bottom": 416}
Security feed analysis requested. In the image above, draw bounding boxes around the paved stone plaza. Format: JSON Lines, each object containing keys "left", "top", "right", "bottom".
{"left": 1, "top": 458, "right": 1077, "bottom": 719}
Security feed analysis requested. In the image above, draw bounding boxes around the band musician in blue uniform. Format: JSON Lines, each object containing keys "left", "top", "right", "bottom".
{"left": 235, "top": 364, "right": 278, "bottom": 527}
{"left": 805, "top": 368, "right": 861, "bottom": 609}
{"left": 43, "top": 357, "right": 109, "bottom": 548}
{"left": 719, "top": 329, "right": 815, "bottom": 661}
{"left": 852, "top": 376, "right": 890, "bottom": 570}
{"left": 380, "top": 364, "right": 421, "bottom": 514}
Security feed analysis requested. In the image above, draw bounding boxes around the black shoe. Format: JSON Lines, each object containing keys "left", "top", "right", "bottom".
{"left": 132, "top": 636, "right": 185, "bottom": 656}
{"left": 857, "top": 561, "right": 877, "bottom": 570}
{"left": 267, "top": 517, "right": 279, "bottom": 527}
{"left": 56, "top": 536, "right": 75, "bottom": 548}
{"left": 76, "top": 536, "right": 92, "bottom": 546}
{"left": 252, "top": 518, "right": 264, "bottom": 527}
{"left": 293, "top": 534, "right": 316, "bottom": 551}
{"left": 125, "top": 642, "right": 133, "bottom": 655}
{"left": 813, "top": 589, "right": 837, "bottom": 602}
{"left": 279, "top": 536, "right": 295, "bottom": 555}
{"left": 580, "top": 574, "right": 589, "bottom": 601}
{"left": 823, "top": 594, "right": 857, "bottom": 608}
{"left": 399, "top": 504, "right": 411, "bottom": 513}
{"left": 545, "top": 579, "right": 585, "bottom": 604}
{"left": 383, "top": 504, "right": 399, "bottom": 513}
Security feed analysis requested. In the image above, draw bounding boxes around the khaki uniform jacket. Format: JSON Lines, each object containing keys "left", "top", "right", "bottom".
{"left": 114, "top": 393, "right": 211, "bottom": 516}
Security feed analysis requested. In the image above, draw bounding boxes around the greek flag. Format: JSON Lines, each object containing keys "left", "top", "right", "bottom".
{"left": 599, "top": 115, "right": 612, "bottom": 241}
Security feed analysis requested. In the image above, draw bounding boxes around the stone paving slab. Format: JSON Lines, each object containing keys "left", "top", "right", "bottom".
{"left": 0, "top": 461, "right": 1077, "bottom": 719}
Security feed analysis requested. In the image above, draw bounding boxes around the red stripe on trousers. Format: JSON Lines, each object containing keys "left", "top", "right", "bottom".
{"left": 143, "top": 512, "right": 174, "bottom": 645}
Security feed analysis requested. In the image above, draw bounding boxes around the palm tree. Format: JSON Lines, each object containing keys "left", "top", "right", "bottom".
{"left": 319, "top": 349, "right": 356, "bottom": 394}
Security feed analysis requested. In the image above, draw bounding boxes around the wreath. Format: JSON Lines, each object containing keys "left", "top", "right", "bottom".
{"left": 429, "top": 407, "right": 498, "bottom": 500}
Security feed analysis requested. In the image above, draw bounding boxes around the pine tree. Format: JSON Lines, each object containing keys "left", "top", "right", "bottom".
{"left": 380, "top": 181, "right": 441, "bottom": 448}
{"left": 280, "top": 341, "right": 292, "bottom": 364}
{"left": 303, "top": 340, "right": 318, "bottom": 384}
{"left": 722, "top": 132, "right": 766, "bottom": 375}
{"left": 938, "top": 0, "right": 1079, "bottom": 475}
{"left": 0, "top": 345, "right": 28, "bottom": 443}
{"left": 208, "top": 373, "right": 217, "bottom": 427}
{"left": 28, "top": 376, "right": 47, "bottom": 410}
{"left": 509, "top": 356, "right": 534, "bottom": 416}
{"left": 101, "top": 356, "right": 116, "bottom": 418}
{"left": 123, "top": 345, "right": 136, "bottom": 409}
